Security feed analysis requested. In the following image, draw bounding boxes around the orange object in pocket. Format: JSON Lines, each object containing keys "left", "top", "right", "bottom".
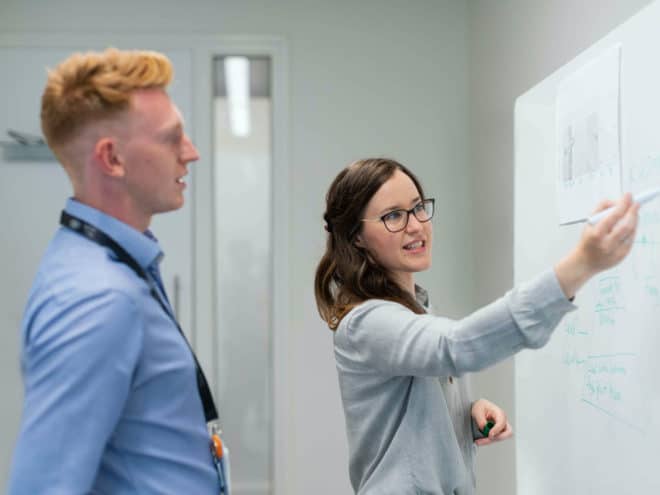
{"left": 212, "top": 434, "right": 224, "bottom": 459}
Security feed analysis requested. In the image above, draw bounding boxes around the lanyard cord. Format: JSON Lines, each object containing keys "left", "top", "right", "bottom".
{"left": 60, "top": 211, "right": 220, "bottom": 424}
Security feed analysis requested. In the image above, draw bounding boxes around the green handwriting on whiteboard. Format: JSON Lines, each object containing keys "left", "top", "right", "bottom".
{"left": 564, "top": 320, "right": 589, "bottom": 336}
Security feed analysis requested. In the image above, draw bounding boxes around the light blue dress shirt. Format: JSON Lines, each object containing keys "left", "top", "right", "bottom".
{"left": 8, "top": 199, "right": 219, "bottom": 494}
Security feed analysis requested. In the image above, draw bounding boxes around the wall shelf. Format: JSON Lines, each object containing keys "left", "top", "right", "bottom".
{"left": 0, "top": 141, "right": 56, "bottom": 162}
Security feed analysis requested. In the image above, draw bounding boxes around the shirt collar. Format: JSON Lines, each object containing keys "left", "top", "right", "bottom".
{"left": 414, "top": 284, "right": 430, "bottom": 310}
{"left": 64, "top": 198, "right": 163, "bottom": 270}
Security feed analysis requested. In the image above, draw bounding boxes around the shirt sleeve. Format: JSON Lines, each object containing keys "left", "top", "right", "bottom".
{"left": 8, "top": 289, "right": 144, "bottom": 495}
{"left": 339, "top": 269, "right": 576, "bottom": 377}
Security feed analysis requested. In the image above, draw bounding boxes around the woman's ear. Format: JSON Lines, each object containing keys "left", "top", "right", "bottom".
{"left": 354, "top": 234, "right": 364, "bottom": 248}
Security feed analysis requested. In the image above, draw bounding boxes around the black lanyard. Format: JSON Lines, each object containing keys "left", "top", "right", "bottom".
{"left": 60, "top": 210, "right": 220, "bottom": 424}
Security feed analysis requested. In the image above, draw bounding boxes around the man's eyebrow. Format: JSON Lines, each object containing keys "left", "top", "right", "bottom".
{"left": 157, "top": 120, "right": 183, "bottom": 137}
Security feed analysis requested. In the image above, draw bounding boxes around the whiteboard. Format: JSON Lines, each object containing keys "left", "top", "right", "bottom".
{"left": 514, "top": 2, "right": 660, "bottom": 493}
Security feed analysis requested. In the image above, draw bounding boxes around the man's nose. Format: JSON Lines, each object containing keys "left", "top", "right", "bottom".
{"left": 181, "top": 134, "right": 200, "bottom": 163}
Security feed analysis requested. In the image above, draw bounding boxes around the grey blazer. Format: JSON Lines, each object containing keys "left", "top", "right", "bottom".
{"left": 334, "top": 269, "right": 575, "bottom": 494}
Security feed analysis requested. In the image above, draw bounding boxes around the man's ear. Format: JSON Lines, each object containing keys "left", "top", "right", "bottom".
{"left": 94, "top": 137, "right": 125, "bottom": 178}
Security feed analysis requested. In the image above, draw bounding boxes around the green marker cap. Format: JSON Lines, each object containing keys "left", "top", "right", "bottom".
{"left": 481, "top": 420, "right": 495, "bottom": 437}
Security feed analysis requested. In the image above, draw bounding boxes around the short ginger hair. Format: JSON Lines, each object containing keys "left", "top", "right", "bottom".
{"left": 40, "top": 48, "right": 173, "bottom": 151}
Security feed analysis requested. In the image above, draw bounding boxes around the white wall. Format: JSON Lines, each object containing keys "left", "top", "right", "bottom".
{"left": 468, "top": 1, "right": 653, "bottom": 494}
{"left": 0, "top": 2, "right": 472, "bottom": 494}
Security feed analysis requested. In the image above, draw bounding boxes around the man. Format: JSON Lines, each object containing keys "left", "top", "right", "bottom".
{"left": 8, "top": 48, "right": 221, "bottom": 493}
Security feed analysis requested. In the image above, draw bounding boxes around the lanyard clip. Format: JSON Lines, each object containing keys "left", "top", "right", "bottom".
{"left": 208, "top": 420, "right": 229, "bottom": 494}
{"left": 208, "top": 419, "right": 222, "bottom": 437}
{"left": 208, "top": 420, "right": 224, "bottom": 460}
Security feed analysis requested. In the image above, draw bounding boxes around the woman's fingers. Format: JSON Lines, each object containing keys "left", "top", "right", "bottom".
{"left": 605, "top": 201, "right": 639, "bottom": 246}
{"left": 474, "top": 422, "right": 513, "bottom": 446}
{"left": 593, "top": 192, "right": 632, "bottom": 236}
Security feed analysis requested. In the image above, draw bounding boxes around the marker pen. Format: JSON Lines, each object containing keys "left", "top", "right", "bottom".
{"left": 586, "top": 187, "right": 660, "bottom": 225}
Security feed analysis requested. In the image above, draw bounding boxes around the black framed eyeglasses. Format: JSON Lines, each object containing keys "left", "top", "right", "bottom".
{"left": 361, "top": 198, "right": 435, "bottom": 233}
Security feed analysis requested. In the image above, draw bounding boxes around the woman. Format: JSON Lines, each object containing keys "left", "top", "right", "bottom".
{"left": 314, "top": 158, "right": 638, "bottom": 494}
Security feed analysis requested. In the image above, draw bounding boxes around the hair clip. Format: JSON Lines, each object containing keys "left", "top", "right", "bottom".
{"left": 323, "top": 213, "right": 333, "bottom": 233}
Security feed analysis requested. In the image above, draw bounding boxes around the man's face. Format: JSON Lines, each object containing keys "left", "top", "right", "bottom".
{"left": 118, "top": 88, "right": 199, "bottom": 221}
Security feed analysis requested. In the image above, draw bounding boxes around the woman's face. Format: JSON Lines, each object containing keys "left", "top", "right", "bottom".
{"left": 355, "top": 169, "right": 433, "bottom": 292}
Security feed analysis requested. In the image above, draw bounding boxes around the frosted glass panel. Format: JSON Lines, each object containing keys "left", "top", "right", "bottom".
{"left": 213, "top": 56, "right": 272, "bottom": 494}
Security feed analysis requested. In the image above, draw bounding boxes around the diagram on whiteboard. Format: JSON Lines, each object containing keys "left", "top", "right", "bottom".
{"left": 559, "top": 270, "right": 646, "bottom": 435}
{"left": 556, "top": 44, "right": 622, "bottom": 224}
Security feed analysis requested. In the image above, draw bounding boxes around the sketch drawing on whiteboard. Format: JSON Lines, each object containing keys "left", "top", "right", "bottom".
{"left": 561, "top": 124, "right": 575, "bottom": 181}
{"left": 556, "top": 44, "right": 622, "bottom": 224}
{"left": 560, "top": 109, "right": 610, "bottom": 184}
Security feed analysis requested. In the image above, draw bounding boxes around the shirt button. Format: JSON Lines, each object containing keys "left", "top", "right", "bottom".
{"left": 448, "top": 376, "right": 454, "bottom": 384}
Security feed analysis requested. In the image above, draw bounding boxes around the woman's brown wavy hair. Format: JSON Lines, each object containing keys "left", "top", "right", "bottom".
{"left": 314, "top": 158, "right": 427, "bottom": 330}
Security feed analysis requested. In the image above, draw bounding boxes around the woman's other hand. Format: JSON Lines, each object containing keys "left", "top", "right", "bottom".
{"left": 471, "top": 398, "right": 513, "bottom": 446}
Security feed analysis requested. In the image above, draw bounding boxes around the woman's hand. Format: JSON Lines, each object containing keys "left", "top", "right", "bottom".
{"left": 471, "top": 398, "right": 513, "bottom": 446}
{"left": 555, "top": 192, "right": 640, "bottom": 300}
